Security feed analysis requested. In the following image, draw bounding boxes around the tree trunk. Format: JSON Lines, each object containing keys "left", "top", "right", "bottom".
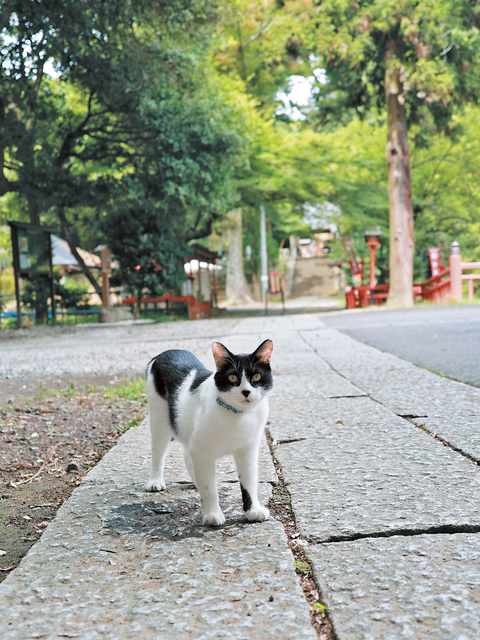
{"left": 385, "top": 40, "right": 415, "bottom": 308}
{"left": 27, "top": 193, "right": 41, "bottom": 226}
{"left": 57, "top": 207, "right": 104, "bottom": 304}
{"left": 223, "top": 208, "right": 254, "bottom": 304}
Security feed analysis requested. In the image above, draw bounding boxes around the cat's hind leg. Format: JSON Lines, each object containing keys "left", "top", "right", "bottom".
{"left": 183, "top": 447, "right": 196, "bottom": 486}
{"left": 145, "top": 395, "right": 171, "bottom": 492}
{"left": 234, "top": 445, "right": 269, "bottom": 522}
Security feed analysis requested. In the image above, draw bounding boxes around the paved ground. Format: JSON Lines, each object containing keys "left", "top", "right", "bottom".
{"left": 219, "top": 295, "right": 343, "bottom": 317}
{"left": 322, "top": 303, "right": 480, "bottom": 387}
{"left": 1, "top": 314, "right": 480, "bottom": 639}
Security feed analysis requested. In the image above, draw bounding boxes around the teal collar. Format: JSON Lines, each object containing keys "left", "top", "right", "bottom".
{"left": 216, "top": 396, "right": 244, "bottom": 414}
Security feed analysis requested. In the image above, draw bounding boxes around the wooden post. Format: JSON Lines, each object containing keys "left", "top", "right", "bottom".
{"left": 48, "top": 233, "right": 56, "bottom": 323}
{"left": 10, "top": 225, "right": 22, "bottom": 328}
{"left": 100, "top": 247, "right": 112, "bottom": 308}
{"left": 449, "top": 242, "right": 462, "bottom": 301}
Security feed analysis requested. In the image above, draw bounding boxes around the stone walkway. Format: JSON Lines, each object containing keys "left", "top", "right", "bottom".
{"left": 1, "top": 314, "right": 480, "bottom": 639}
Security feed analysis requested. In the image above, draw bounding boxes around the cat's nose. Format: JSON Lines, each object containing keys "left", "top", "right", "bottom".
{"left": 242, "top": 390, "right": 251, "bottom": 398}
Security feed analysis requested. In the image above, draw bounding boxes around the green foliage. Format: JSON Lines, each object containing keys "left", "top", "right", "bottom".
{"left": 1, "top": 1, "right": 243, "bottom": 244}
{"left": 57, "top": 278, "right": 91, "bottom": 310}
{"left": 300, "top": 0, "right": 480, "bottom": 129}
{"left": 319, "top": 105, "right": 480, "bottom": 280}
{"left": 21, "top": 274, "right": 56, "bottom": 323}
{"left": 214, "top": 0, "right": 309, "bottom": 111}
{"left": 21, "top": 272, "right": 91, "bottom": 323}
{"left": 102, "top": 208, "right": 190, "bottom": 301}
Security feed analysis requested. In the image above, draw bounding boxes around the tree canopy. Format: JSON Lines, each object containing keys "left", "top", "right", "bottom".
{"left": 2, "top": 0, "right": 480, "bottom": 309}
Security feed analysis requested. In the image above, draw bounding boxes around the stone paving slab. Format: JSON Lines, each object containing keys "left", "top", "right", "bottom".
{"left": 300, "top": 327, "right": 480, "bottom": 461}
{"left": 0, "top": 421, "right": 314, "bottom": 640}
{"left": 306, "top": 533, "right": 480, "bottom": 640}
{"left": 269, "top": 387, "right": 480, "bottom": 542}
{"left": 276, "top": 432, "right": 480, "bottom": 543}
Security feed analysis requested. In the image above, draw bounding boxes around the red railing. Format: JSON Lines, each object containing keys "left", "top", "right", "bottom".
{"left": 418, "top": 267, "right": 451, "bottom": 303}
{"left": 459, "top": 261, "right": 480, "bottom": 300}
{"left": 122, "top": 292, "right": 210, "bottom": 320}
{"left": 344, "top": 272, "right": 451, "bottom": 309}
{"left": 345, "top": 246, "right": 479, "bottom": 309}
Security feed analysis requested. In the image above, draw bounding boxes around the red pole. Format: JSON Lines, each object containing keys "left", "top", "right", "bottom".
{"left": 366, "top": 236, "right": 380, "bottom": 303}
{"left": 369, "top": 245, "right": 377, "bottom": 289}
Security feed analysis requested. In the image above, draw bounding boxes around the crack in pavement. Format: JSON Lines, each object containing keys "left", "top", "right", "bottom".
{"left": 308, "top": 523, "right": 480, "bottom": 545}
{"left": 266, "top": 427, "right": 338, "bottom": 640}
{"left": 406, "top": 418, "right": 480, "bottom": 466}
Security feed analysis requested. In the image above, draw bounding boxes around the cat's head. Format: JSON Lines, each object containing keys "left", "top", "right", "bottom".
{"left": 211, "top": 339, "right": 274, "bottom": 410}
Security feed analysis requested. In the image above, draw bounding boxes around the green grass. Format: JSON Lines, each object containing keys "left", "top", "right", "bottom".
{"left": 33, "top": 376, "right": 147, "bottom": 404}
{"left": 115, "top": 416, "right": 143, "bottom": 434}
{"left": 102, "top": 376, "right": 146, "bottom": 403}
{"left": 52, "top": 314, "right": 99, "bottom": 326}
{"left": 294, "top": 561, "right": 310, "bottom": 575}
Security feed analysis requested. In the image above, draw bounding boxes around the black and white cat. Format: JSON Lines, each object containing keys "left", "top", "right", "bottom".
{"left": 145, "top": 339, "right": 274, "bottom": 526}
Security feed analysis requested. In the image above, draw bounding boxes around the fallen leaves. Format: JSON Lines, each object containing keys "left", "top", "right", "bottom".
{"left": 9, "top": 443, "right": 61, "bottom": 487}
{"left": 230, "top": 594, "right": 245, "bottom": 602}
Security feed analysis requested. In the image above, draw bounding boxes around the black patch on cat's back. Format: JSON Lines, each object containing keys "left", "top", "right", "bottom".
{"left": 190, "top": 368, "right": 212, "bottom": 392}
{"left": 148, "top": 350, "right": 212, "bottom": 432}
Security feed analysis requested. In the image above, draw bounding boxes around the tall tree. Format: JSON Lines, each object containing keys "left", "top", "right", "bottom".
{"left": 291, "top": 0, "right": 480, "bottom": 306}
{"left": 1, "top": 0, "right": 244, "bottom": 300}
{"left": 223, "top": 208, "right": 254, "bottom": 303}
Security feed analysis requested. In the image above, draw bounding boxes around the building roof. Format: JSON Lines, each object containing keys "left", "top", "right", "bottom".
{"left": 51, "top": 235, "right": 101, "bottom": 270}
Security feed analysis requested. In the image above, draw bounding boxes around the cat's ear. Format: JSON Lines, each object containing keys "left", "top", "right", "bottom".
{"left": 212, "top": 342, "right": 233, "bottom": 369}
{"left": 253, "top": 339, "right": 274, "bottom": 364}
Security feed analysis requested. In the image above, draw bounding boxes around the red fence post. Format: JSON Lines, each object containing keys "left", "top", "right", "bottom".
{"left": 449, "top": 241, "right": 462, "bottom": 301}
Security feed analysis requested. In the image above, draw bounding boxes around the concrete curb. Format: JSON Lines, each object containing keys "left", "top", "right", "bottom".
{"left": 0, "top": 420, "right": 315, "bottom": 640}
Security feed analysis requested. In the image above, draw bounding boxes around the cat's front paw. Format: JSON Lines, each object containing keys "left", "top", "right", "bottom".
{"left": 203, "top": 511, "right": 226, "bottom": 526}
{"left": 145, "top": 478, "right": 166, "bottom": 492}
{"left": 246, "top": 505, "right": 269, "bottom": 522}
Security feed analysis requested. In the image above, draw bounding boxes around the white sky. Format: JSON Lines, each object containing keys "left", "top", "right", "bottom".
{"left": 276, "top": 69, "right": 326, "bottom": 120}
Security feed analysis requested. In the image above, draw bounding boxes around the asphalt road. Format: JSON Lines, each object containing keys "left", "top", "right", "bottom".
{"left": 322, "top": 303, "right": 480, "bottom": 388}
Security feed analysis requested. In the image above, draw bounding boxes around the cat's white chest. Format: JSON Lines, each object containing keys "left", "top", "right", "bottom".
{"left": 176, "top": 375, "right": 268, "bottom": 455}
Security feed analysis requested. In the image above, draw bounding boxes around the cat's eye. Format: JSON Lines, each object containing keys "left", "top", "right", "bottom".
{"left": 228, "top": 374, "right": 238, "bottom": 383}
{"left": 252, "top": 373, "right": 261, "bottom": 382}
